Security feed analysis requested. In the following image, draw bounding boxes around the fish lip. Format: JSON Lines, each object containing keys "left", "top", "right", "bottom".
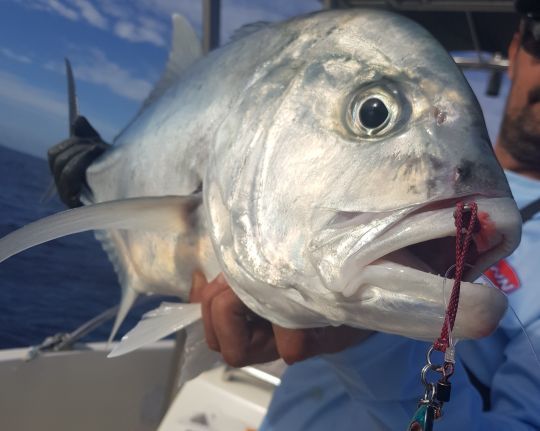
{"left": 332, "top": 195, "right": 520, "bottom": 295}
{"left": 332, "top": 260, "right": 509, "bottom": 341}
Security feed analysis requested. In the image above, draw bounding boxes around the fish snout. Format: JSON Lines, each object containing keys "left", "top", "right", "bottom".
{"left": 449, "top": 155, "right": 511, "bottom": 199}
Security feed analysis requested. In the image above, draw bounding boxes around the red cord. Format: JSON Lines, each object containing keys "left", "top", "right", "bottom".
{"left": 434, "top": 202, "right": 479, "bottom": 353}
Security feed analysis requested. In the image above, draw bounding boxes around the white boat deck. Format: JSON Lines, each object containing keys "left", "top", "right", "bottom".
{"left": 0, "top": 341, "right": 276, "bottom": 431}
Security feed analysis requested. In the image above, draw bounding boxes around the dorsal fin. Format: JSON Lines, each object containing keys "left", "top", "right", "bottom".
{"left": 65, "top": 58, "right": 79, "bottom": 136}
{"left": 140, "top": 14, "right": 202, "bottom": 110}
{"left": 229, "top": 21, "right": 270, "bottom": 43}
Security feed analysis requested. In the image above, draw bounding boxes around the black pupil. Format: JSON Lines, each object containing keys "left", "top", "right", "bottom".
{"left": 359, "top": 98, "right": 389, "bottom": 129}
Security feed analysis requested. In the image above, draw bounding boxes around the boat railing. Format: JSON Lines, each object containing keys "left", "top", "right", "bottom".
{"left": 25, "top": 304, "right": 120, "bottom": 360}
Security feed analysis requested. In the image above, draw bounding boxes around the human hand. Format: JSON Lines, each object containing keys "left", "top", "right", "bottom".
{"left": 190, "top": 271, "right": 279, "bottom": 366}
{"left": 190, "top": 271, "right": 373, "bottom": 367}
{"left": 47, "top": 115, "right": 110, "bottom": 208}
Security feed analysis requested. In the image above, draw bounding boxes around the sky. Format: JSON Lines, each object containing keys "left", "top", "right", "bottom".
{"left": 0, "top": 0, "right": 509, "bottom": 158}
{"left": 0, "top": 0, "right": 321, "bottom": 157}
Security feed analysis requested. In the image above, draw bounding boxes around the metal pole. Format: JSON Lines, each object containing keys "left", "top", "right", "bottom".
{"left": 203, "top": 0, "right": 221, "bottom": 53}
{"left": 466, "top": 11, "right": 484, "bottom": 64}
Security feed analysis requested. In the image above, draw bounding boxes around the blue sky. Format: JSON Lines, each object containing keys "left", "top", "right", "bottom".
{"left": 0, "top": 0, "right": 509, "bottom": 157}
{"left": 0, "top": 0, "right": 321, "bottom": 157}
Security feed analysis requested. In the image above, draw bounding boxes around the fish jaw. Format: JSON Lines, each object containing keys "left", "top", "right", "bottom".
{"left": 333, "top": 263, "right": 508, "bottom": 341}
{"left": 308, "top": 196, "right": 521, "bottom": 340}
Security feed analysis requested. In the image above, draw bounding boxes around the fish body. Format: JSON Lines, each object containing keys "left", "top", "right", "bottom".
{"left": 0, "top": 10, "right": 522, "bottom": 344}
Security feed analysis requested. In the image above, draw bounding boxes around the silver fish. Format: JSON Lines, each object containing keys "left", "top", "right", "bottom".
{"left": 0, "top": 10, "right": 522, "bottom": 351}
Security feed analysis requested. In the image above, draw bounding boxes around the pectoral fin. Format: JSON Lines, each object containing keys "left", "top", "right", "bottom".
{"left": 0, "top": 195, "right": 202, "bottom": 264}
{"left": 108, "top": 302, "right": 202, "bottom": 358}
{"left": 0, "top": 195, "right": 203, "bottom": 344}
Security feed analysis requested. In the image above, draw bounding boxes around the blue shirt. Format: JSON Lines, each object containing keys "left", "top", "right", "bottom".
{"left": 260, "top": 171, "right": 540, "bottom": 431}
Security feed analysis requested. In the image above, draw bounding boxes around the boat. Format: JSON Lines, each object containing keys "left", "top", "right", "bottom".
{"left": 0, "top": 306, "right": 282, "bottom": 431}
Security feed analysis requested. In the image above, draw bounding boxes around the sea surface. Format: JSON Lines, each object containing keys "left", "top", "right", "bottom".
{"left": 0, "top": 145, "right": 165, "bottom": 348}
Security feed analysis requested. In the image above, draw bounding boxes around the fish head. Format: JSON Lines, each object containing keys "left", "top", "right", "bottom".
{"left": 205, "top": 10, "right": 522, "bottom": 341}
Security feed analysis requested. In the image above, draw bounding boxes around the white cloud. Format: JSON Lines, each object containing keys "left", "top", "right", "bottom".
{"left": 0, "top": 70, "right": 65, "bottom": 117}
{"left": 114, "top": 20, "right": 165, "bottom": 46}
{"left": 73, "top": 0, "right": 107, "bottom": 29}
{"left": 95, "top": 1, "right": 132, "bottom": 20}
{"left": 13, "top": 0, "right": 321, "bottom": 48}
{"left": 14, "top": 0, "right": 108, "bottom": 30}
{"left": 47, "top": 0, "right": 78, "bottom": 21}
{"left": 0, "top": 69, "right": 119, "bottom": 157}
{"left": 44, "top": 49, "right": 153, "bottom": 101}
{"left": 75, "top": 49, "right": 152, "bottom": 101}
{"left": 43, "top": 60, "right": 63, "bottom": 73}
{"left": 0, "top": 48, "right": 32, "bottom": 64}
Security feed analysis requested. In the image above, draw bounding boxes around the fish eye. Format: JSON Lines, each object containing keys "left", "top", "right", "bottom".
{"left": 359, "top": 98, "right": 389, "bottom": 129}
{"left": 346, "top": 85, "right": 402, "bottom": 138}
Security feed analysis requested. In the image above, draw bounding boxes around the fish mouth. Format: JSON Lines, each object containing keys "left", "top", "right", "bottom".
{"left": 368, "top": 200, "right": 489, "bottom": 285}
{"left": 331, "top": 195, "right": 520, "bottom": 297}
{"left": 313, "top": 196, "right": 522, "bottom": 340}
{"left": 382, "top": 236, "right": 477, "bottom": 281}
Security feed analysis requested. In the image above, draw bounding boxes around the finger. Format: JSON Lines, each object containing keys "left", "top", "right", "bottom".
{"left": 200, "top": 274, "right": 229, "bottom": 352}
{"left": 211, "top": 288, "right": 278, "bottom": 367}
{"left": 272, "top": 326, "right": 311, "bottom": 365}
{"left": 244, "top": 319, "right": 279, "bottom": 365}
{"left": 189, "top": 270, "right": 207, "bottom": 303}
{"left": 307, "top": 326, "right": 372, "bottom": 354}
{"left": 273, "top": 325, "right": 372, "bottom": 364}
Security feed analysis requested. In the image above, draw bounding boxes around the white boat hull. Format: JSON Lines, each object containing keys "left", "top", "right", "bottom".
{"left": 0, "top": 341, "right": 174, "bottom": 431}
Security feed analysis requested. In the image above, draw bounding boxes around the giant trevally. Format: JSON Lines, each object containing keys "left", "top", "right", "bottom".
{"left": 0, "top": 10, "right": 522, "bottom": 360}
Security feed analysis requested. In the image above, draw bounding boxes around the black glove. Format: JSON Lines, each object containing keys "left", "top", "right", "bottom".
{"left": 47, "top": 116, "right": 110, "bottom": 208}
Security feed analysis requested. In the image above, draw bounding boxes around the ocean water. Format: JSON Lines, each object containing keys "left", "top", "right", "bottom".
{"left": 0, "top": 145, "right": 165, "bottom": 348}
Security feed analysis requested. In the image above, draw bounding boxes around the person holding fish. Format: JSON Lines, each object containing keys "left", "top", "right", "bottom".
{"left": 42, "top": 2, "right": 540, "bottom": 430}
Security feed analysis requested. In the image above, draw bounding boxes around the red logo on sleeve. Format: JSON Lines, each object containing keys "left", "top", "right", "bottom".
{"left": 484, "top": 259, "right": 521, "bottom": 294}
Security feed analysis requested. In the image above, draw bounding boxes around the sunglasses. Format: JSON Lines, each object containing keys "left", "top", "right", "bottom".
{"left": 521, "top": 17, "right": 540, "bottom": 59}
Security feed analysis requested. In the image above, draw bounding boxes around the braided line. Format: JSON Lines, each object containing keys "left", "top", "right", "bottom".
{"left": 435, "top": 202, "right": 478, "bottom": 352}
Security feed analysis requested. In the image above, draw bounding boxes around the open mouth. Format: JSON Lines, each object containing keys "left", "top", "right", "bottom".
{"left": 308, "top": 196, "right": 521, "bottom": 340}
{"left": 372, "top": 196, "right": 515, "bottom": 287}
{"left": 371, "top": 195, "right": 503, "bottom": 283}
{"left": 307, "top": 196, "right": 520, "bottom": 340}
{"left": 322, "top": 195, "right": 520, "bottom": 298}
{"left": 380, "top": 235, "right": 480, "bottom": 279}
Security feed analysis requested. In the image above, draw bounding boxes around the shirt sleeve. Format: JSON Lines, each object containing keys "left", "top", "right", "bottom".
{"left": 457, "top": 318, "right": 540, "bottom": 431}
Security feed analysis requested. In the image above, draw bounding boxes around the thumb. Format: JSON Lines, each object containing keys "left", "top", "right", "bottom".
{"left": 189, "top": 270, "right": 208, "bottom": 303}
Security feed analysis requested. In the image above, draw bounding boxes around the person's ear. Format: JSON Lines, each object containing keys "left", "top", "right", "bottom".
{"left": 507, "top": 32, "right": 521, "bottom": 80}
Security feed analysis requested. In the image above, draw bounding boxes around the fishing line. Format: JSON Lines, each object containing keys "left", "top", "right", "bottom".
{"left": 408, "top": 202, "right": 477, "bottom": 431}
{"left": 442, "top": 267, "right": 540, "bottom": 370}
{"left": 476, "top": 273, "right": 540, "bottom": 368}
{"left": 442, "top": 266, "right": 540, "bottom": 369}
{"left": 441, "top": 265, "right": 458, "bottom": 362}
